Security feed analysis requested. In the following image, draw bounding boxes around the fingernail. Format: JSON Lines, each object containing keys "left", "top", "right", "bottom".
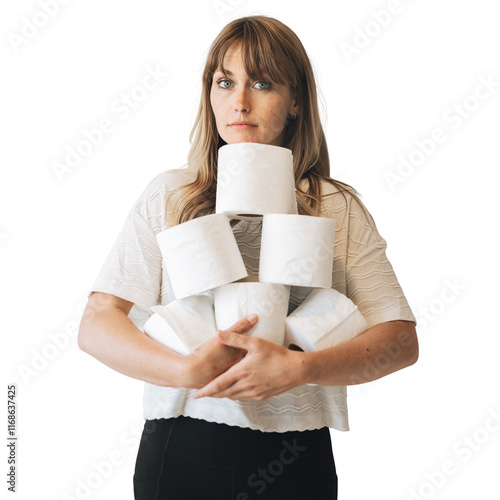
{"left": 247, "top": 313, "right": 258, "bottom": 323}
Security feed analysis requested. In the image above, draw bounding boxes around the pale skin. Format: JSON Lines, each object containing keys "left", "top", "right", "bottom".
{"left": 78, "top": 42, "right": 419, "bottom": 401}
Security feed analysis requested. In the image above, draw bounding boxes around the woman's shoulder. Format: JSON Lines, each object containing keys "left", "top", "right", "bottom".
{"left": 299, "top": 177, "right": 368, "bottom": 219}
{"left": 128, "top": 168, "right": 196, "bottom": 228}
{"left": 144, "top": 167, "right": 196, "bottom": 195}
{"left": 132, "top": 168, "right": 195, "bottom": 207}
{"left": 297, "top": 177, "right": 377, "bottom": 239}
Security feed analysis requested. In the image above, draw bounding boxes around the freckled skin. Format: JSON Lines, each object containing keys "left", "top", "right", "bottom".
{"left": 210, "top": 43, "right": 299, "bottom": 146}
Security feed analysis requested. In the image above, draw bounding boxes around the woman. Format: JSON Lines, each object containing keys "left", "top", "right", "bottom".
{"left": 78, "top": 15, "right": 418, "bottom": 499}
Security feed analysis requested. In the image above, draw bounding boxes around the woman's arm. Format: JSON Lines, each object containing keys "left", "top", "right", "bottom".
{"left": 192, "top": 319, "right": 418, "bottom": 400}
{"left": 301, "top": 319, "right": 418, "bottom": 386}
{"left": 77, "top": 291, "right": 254, "bottom": 388}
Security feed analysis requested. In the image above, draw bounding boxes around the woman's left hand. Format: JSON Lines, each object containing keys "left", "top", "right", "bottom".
{"left": 192, "top": 330, "right": 308, "bottom": 401}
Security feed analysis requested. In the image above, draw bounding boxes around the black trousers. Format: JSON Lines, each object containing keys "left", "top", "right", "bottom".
{"left": 133, "top": 415, "right": 337, "bottom": 500}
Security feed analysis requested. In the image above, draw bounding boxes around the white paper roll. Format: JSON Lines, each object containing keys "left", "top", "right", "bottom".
{"left": 259, "top": 214, "right": 335, "bottom": 288}
{"left": 213, "top": 282, "right": 290, "bottom": 345}
{"left": 216, "top": 142, "right": 297, "bottom": 221}
{"left": 143, "top": 312, "right": 192, "bottom": 355}
{"left": 156, "top": 213, "right": 248, "bottom": 299}
{"left": 143, "top": 294, "right": 217, "bottom": 355}
{"left": 284, "top": 288, "right": 368, "bottom": 352}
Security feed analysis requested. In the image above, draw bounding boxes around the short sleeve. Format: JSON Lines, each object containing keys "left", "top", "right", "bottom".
{"left": 87, "top": 168, "right": 197, "bottom": 329}
{"left": 89, "top": 211, "right": 162, "bottom": 310}
{"left": 345, "top": 196, "right": 416, "bottom": 329}
{"left": 87, "top": 168, "right": 198, "bottom": 329}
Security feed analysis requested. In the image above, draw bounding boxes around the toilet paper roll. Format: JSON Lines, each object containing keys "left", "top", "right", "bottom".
{"left": 216, "top": 142, "right": 297, "bottom": 221}
{"left": 143, "top": 312, "right": 192, "bottom": 355}
{"left": 284, "top": 288, "right": 368, "bottom": 352}
{"left": 143, "top": 294, "right": 217, "bottom": 355}
{"left": 259, "top": 214, "right": 335, "bottom": 288}
{"left": 213, "top": 283, "right": 290, "bottom": 346}
{"left": 156, "top": 213, "right": 248, "bottom": 299}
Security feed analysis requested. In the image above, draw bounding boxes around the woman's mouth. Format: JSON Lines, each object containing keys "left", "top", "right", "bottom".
{"left": 229, "top": 122, "right": 257, "bottom": 129}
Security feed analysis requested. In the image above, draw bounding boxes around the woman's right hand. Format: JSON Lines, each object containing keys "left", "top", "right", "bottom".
{"left": 182, "top": 314, "right": 258, "bottom": 389}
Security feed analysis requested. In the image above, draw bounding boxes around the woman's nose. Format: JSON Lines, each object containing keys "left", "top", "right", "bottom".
{"left": 233, "top": 88, "right": 251, "bottom": 113}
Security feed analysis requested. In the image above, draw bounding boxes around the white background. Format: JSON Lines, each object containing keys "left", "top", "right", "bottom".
{"left": 1, "top": 1, "right": 499, "bottom": 499}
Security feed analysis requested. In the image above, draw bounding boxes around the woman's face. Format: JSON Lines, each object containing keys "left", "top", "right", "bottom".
{"left": 210, "top": 43, "right": 299, "bottom": 147}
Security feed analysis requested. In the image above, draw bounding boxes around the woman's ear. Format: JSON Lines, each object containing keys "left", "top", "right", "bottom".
{"left": 288, "top": 96, "right": 299, "bottom": 117}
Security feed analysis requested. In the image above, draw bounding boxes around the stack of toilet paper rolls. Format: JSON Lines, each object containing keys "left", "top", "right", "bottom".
{"left": 143, "top": 142, "right": 368, "bottom": 367}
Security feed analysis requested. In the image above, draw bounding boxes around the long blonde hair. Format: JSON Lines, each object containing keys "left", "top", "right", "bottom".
{"left": 167, "top": 15, "right": 361, "bottom": 226}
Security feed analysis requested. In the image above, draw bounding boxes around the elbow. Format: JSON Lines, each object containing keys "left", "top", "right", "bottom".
{"left": 77, "top": 325, "right": 89, "bottom": 353}
{"left": 392, "top": 320, "right": 419, "bottom": 370}
{"left": 405, "top": 327, "right": 419, "bottom": 368}
{"left": 77, "top": 314, "right": 94, "bottom": 354}
{"left": 77, "top": 296, "right": 100, "bottom": 354}
{"left": 408, "top": 343, "right": 419, "bottom": 367}
{"left": 413, "top": 334, "right": 419, "bottom": 364}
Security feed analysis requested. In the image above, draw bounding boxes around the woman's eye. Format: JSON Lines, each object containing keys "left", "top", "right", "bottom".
{"left": 218, "top": 79, "right": 232, "bottom": 89}
{"left": 254, "top": 81, "right": 271, "bottom": 90}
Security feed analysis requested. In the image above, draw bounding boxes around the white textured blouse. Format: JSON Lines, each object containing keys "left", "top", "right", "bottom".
{"left": 89, "top": 168, "right": 416, "bottom": 433}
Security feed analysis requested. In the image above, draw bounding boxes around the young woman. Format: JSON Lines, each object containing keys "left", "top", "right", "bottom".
{"left": 78, "top": 15, "right": 418, "bottom": 500}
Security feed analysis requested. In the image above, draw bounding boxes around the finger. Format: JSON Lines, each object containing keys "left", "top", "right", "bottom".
{"left": 217, "top": 330, "right": 251, "bottom": 350}
{"left": 192, "top": 369, "right": 239, "bottom": 399}
{"left": 226, "top": 313, "right": 258, "bottom": 334}
{"left": 197, "top": 384, "right": 256, "bottom": 401}
{"left": 198, "top": 382, "right": 268, "bottom": 401}
{"left": 201, "top": 384, "right": 248, "bottom": 400}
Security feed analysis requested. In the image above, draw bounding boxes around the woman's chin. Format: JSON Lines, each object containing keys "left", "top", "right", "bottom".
{"left": 223, "top": 137, "right": 262, "bottom": 145}
{"left": 222, "top": 134, "right": 280, "bottom": 146}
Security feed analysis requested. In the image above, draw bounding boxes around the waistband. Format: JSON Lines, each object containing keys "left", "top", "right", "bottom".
{"left": 142, "top": 415, "right": 331, "bottom": 471}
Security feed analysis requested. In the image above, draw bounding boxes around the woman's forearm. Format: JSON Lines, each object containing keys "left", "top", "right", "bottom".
{"left": 301, "top": 320, "right": 419, "bottom": 386}
{"left": 78, "top": 302, "right": 189, "bottom": 387}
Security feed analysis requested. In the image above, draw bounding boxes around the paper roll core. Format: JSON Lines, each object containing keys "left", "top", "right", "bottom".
{"left": 284, "top": 288, "right": 368, "bottom": 352}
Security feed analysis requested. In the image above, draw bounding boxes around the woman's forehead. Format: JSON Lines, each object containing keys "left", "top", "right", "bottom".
{"left": 216, "top": 43, "right": 245, "bottom": 72}
{"left": 216, "top": 46, "right": 240, "bottom": 71}
{"left": 214, "top": 42, "right": 275, "bottom": 81}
